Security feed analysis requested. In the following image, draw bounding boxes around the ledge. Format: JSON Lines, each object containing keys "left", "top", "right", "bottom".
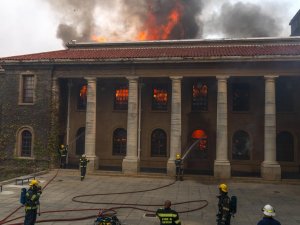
{"left": 0, "top": 66, "right": 5, "bottom": 74}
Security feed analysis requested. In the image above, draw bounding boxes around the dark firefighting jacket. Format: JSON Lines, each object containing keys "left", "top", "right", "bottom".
{"left": 156, "top": 208, "right": 181, "bottom": 225}
{"left": 217, "top": 193, "right": 231, "bottom": 224}
{"left": 25, "top": 186, "right": 42, "bottom": 211}
{"left": 80, "top": 157, "right": 89, "bottom": 167}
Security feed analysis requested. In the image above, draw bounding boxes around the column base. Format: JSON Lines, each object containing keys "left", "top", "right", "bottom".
{"left": 261, "top": 161, "right": 281, "bottom": 181}
{"left": 167, "top": 159, "right": 176, "bottom": 176}
{"left": 122, "top": 157, "right": 140, "bottom": 174}
{"left": 214, "top": 160, "right": 231, "bottom": 179}
{"left": 86, "top": 155, "right": 99, "bottom": 172}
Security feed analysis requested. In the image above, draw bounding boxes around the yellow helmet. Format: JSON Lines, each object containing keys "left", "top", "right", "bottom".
{"left": 61, "top": 144, "right": 64, "bottom": 148}
{"left": 29, "top": 179, "right": 39, "bottom": 186}
{"left": 176, "top": 153, "right": 181, "bottom": 160}
{"left": 219, "top": 183, "right": 228, "bottom": 193}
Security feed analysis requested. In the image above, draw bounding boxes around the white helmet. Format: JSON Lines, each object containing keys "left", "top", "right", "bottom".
{"left": 262, "top": 204, "right": 275, "bottom": 217}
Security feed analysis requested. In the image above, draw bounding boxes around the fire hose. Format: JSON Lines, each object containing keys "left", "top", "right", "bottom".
{"left": 1, "top": 169, "right": 209, "bottom": 225}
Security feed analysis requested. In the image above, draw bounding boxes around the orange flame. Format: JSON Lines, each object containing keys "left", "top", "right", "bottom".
{"left": 136, "top": 1, "right": 183, "bottom": 41}
{"left": 91, "top": 35, "right": 107, "bottom": 42}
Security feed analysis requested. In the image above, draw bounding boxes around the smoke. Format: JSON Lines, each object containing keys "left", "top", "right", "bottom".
{"left": 47, "top": 0, "right": 289, "bottom": 44}
{"left": 47, "top": 0, "right": 203, "bottom": 44}
{"left": 208, "top": 2, "right": 283, "bottom": 38}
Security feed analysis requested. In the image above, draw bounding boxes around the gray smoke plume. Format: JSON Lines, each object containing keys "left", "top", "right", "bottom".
{"left": 47, "top": 0, "right": 288, "bottom": 44}
{"left": 206, "top": 2, "right": 283, "bottom": 38}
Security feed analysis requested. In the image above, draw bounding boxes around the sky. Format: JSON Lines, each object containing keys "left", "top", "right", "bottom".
{"left": 0, "top": 0, "right": 299, "bottom": 57}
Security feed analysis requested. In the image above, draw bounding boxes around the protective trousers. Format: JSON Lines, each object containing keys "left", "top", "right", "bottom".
{"left": 24, "top": 208, "right": 37, "bottom": 225}
{"left": 81, "top": 167, "right": 86, "bottom": 180}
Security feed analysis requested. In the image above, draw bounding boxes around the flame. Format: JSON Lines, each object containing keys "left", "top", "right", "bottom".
{"left": 80, "top": 85, "right": 87, "bottom": 99}
{"left": 136, "top": 1, "right": 183, "bottom": 41}
{"left": 91, "top": 1, "right": 184, "bottom": 42}
{"left": 91, "top": 35, "right": 107, "bottom": 42}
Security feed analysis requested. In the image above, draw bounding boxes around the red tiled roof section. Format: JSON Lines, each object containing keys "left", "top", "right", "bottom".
{"left": 2, "top": 44, "right": 300, "bottom": 61}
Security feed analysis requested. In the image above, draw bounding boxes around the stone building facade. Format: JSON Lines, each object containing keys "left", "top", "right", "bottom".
{"left": 1, "top": 37, "right": 300, "bottom": 180}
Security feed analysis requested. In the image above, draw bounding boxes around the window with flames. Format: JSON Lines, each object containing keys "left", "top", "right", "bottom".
{"left": 152, "top": 85, "right": 168, "bottom": 111}
{"left": 78, "top": 84, "right": 87, "bottom": 110}
{"left": 114, "top": 86, "right": 128, "bottom": 110}
{"left": 192, "top": 82, "right": 208, "bottom": 111}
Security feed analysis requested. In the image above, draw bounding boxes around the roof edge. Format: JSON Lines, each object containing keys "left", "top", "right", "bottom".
{"left": 65, "top": 37, "right": 300, "bottom": 49}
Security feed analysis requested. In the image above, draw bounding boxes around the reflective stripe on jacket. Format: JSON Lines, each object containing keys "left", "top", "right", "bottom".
{"left": 156, "top": 208, "right": 181, "bottom": 225}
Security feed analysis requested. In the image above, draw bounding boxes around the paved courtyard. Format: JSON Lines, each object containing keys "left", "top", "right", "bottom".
{"left": 1, "top": 170, "right": 300, "bottom": 225}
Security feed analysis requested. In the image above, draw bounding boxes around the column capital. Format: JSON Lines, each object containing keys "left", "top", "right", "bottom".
{"left": 264, "top": 75, "right": 278, "bottom": 80}
{"left": 84, "top": 77, "right": 97, "bottom": 82}
{"left": 126, "top": 76, "right": 139, "bottom": 81}
{"left": 216, "top": 75, "right": 230, "bottom": 80}
{"left": 169, "top": 76, "right": 183, "bottom": 80}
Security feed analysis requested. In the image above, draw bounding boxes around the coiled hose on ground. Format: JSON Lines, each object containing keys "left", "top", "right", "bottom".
{"left": 0, "top": 169, "right": 208, "bottom": 225}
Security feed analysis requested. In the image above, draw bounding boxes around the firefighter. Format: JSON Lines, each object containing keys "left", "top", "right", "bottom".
{"left": 156, "top": 200, "right": 181, "bottom": 225}
{"left": 175, "top": 153, "right": 183, "bottom": 181}
{"left": 257, "top": 204, "right": 281, "bottom": 225}
{"left": 79, "top": 154, "right": 89, "bottom": 181}
{"left": 216, "top": 183, "right": 231, "bottom": 225}
{"left": 58, "top": 144, "right": 68, "bottom": 169}
{"left": 24, "top": 180, "right": 42, "bottom": 225}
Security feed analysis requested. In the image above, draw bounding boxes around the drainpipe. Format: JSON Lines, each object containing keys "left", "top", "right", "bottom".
{"left": 137, "top": 79, "right": 142, "bottom": 159}
{"left": 66, "top": 80, "right": 72, "bottom": 164}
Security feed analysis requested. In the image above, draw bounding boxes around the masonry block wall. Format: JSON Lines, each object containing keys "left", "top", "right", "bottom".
{"left": 0, "top": 66, "right": 53, "bottom": 159}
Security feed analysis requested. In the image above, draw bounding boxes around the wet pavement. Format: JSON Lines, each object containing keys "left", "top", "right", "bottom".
{"left": 1, "top": 169, "right": 300, "bottom": 225}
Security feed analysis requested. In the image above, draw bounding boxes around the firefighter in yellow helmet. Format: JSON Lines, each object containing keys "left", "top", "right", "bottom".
{"left": 175, "top": 153, "right": 183, "bottom": 181}
{"left": 58, "top": 144, "right": 68, "bottom": 169}
{"left": 24, "top": 180, "right": 42, "bottom": 225}
{"left": 217, "top": 183, "right": 231, "bottom": 225}
{"left": 79, "top": 154, "right": 90, "bottom": 181}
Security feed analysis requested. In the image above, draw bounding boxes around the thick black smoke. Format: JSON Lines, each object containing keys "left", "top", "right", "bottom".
{"left": 212, "top": 2, "right": 283, "bottom": 38}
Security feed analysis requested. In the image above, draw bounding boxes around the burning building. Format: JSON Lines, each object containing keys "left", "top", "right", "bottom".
{"left": 1, "top": 36, "right": 300, "bottom": 181}
{"left": 1, "top": 4, "right": 300, "bottom": 180}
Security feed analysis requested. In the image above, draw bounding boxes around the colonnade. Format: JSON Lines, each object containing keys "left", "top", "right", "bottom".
{"left": 61, "top": 75, "right": 281, "bottom": 180}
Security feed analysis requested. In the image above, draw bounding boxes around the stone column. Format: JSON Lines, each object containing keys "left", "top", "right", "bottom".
{"left": 122, "top": 76, "right": 140, "bottom": 174}
{"left": 214, "top": 76, "right": 231, "bottom": 179}
{"left": 84, "top": 77, "right": 98, "bottom": 172}
{"left": 49, "top": 77, "right": 60, "bottom": 166}
{"left": 261, "top": 75, "right": 281, "bottom": 180}
{"left": 167, "top": 76, "right": 182, "bottom": 175}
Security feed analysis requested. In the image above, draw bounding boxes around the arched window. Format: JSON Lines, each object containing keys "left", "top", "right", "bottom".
{"left": 76, "top": 127, "right": 85, "bottom": 155}
{"left": 21, "top": 130, "right": 32, "bottom": 157}
{"left": 151, "top": 129, "right": 167, "bottom": 157}
{"left": 276, "top": 131, "right": 294, "bottom": 162}
{"left": 232, "top": 130, "right": 250, "bottom": 160}
{"left": 191, "top": 129, "right": 208, "bottom": 159}
{"left": 113, "top": 128, "right": 127, "bottom": 155}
